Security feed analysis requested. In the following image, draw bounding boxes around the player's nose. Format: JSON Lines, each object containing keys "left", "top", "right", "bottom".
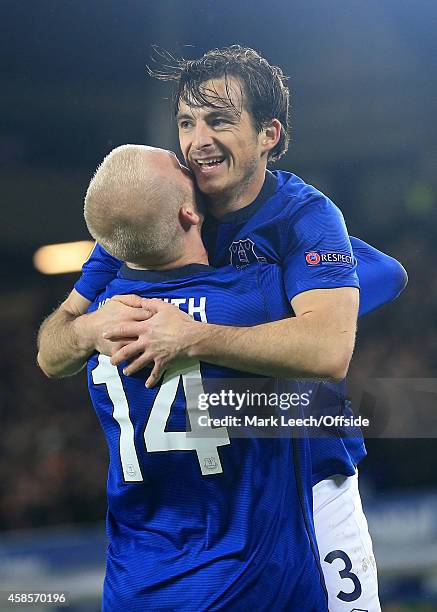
{"left": 192, "top": 121, "right": 214, "bottom": 150}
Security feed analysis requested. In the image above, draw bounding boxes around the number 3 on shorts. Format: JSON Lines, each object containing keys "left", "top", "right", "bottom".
{"left": 324, "top": 549, "right": 362, "bottom": 602}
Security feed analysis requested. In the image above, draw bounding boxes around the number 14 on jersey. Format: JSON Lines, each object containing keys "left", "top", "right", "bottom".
{"left": 92, "top": 356, "right": 230, "bottom": 478}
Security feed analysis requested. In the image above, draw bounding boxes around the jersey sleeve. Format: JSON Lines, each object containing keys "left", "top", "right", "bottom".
{"left": 74, "top": 242, "right": 122, "bottom": 301}
{"left": 350, "top": 236, "right": 408, "bottom": 317}
{"left": 283, "top": 196, "right": 359, "bottom": 302}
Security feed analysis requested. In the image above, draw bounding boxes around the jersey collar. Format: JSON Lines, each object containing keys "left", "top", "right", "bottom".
{"left": 213, "top": 170, "right": 277, "bottom": 225}
{"left": 119, "top": 263, "right": 214, "bottom": 282}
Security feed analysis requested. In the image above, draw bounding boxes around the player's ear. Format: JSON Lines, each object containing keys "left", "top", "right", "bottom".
{"left": 179, "top": 205, "right": 201, "bottom": 230}
{"left": 260, "top": 119, "right": 281, "bottom": 154}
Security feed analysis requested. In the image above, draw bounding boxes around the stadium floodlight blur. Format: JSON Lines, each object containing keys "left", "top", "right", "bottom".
{"left": 33, "top": 242, "right": 95, "bottom": 275}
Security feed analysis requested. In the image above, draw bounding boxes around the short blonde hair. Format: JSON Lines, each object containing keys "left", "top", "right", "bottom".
{"left": 84, "top": 145, "right": 194, "bottom": 266}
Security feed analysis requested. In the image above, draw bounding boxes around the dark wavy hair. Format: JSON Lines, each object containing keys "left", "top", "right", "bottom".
{"left": 148, "top": 45, "right": 290, "bottom": 162}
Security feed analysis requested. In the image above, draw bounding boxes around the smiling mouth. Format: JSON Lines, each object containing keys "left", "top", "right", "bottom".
{"left": 193, "top": 157, "right": 226, "bottom": 172}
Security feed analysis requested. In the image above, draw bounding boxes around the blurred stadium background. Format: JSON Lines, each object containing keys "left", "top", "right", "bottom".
{"left": 1, "top": 1, "right": 437, "bottom": 610}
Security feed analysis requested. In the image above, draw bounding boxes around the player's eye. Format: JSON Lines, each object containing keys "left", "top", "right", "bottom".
{"left": 179, "top": 120, "right": 193, "bottom": 130}
{"left": 211, "top": 118, "right": 228, "bottom": 127}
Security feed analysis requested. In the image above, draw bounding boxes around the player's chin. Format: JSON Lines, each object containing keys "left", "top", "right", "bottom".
{"left": 197, "top": 180, "right": 227, "bottom": 197}
{"left": 194, "top": 173, "right": 226, "bottom": 192}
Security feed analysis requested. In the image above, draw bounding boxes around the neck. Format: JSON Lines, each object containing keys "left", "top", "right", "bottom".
{"left": 127, "top": 232, "right": 209, "bottom": 271}
{"left": 207, "top": 165, "right": 267, "bottom": 219}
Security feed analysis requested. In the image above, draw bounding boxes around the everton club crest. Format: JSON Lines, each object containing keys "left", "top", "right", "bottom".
{"left": 229, "top": 239, "right": 266, "bottom": 270}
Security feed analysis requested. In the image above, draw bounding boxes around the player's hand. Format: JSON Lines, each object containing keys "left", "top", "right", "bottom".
{"left": 106, "top": 298, "right": 200, "bottom": 387}
{"left": 86, "top": 294, "right": 150, "bottom": 356}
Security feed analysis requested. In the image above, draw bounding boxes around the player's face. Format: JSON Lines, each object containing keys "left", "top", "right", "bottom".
{"left": 177, "top": 77, "right": 267, "bottom": 202}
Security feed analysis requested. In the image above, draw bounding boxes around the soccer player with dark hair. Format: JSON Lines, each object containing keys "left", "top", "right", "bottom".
{"left": 38, "top": 46, "right": 406, "bottom": 611}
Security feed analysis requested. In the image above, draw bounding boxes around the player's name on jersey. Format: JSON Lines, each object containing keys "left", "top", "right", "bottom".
{"left": 98, "top": 296, "right": 207, "bottom": 321}
{"left": 162, "top": 297, "right": 207, "bottom": 321}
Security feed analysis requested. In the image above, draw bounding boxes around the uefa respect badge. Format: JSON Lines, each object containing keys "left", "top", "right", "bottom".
{"left": 305, "top": 251, "right": 354, "bottom": 267}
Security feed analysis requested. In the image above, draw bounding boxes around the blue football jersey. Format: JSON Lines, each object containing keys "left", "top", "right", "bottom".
{"left": 76, "top": 170, "right": 407, "bottom": 486}
{"left": 75, "top": 176, "right": 407, "bottom": 316}
{"left": 201, "top": 171, "right": 407, "bottom": 316}
{"left": 203, "top": 170, "right": 369, "bottom": 485}
{"left": 87, "top": 263, "right": 328, "bottom": 611}
{"left": 201, "top": 170, "right": 406, "bottom": 483}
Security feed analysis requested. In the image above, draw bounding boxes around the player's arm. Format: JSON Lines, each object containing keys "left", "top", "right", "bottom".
{"left": 37, "top": 289, "right": 94, "bottom": 378}
{"left": 189, "top": 286, "right": 358, "bottom": 381}
{"left": 351, "top": 236, "right": 408, "bottom": 316}
{"left": 107, "top": 285, "right": 358, "bottom": 387}
{"left": 37, "top": 290, "right": 148, "bottom": 378}
{"left": 37, "top": 243, "right": 145, "bottom": 378}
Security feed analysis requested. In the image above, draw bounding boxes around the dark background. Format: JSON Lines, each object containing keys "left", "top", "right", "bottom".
{"left": 1, "top": 0, "right": 436, "bottom": 561}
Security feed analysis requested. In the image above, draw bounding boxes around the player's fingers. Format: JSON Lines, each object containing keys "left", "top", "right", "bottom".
{"left": 140, "top": 298, "right": 166, "bottom": 314}
{"left": 146, "top": 362, "right": 164, "bottom": 388}
{"left": 139, "top": 307, "right": 154, "bottom": 320}
{"left": 111, "top": 294, "right": 144, "bottom": 308}
{"left": 110, "top": 340, "right": 144, "bottom": 366}
{"left": 109, "top": 339, "right": 138, "bottom": 358}
{"left": 123, "top": 353, "right": 154, "bottom": 376}
{"left": 131, "top": 309, "right": 153, "bottom": 321}
{"left": 109, "top": 297, "right": 150, "bottom": 321}
{"left": 103, "top": 321, "right": 146, "bottom": 341}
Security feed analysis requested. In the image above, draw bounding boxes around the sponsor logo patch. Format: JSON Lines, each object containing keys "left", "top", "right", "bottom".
{"left": 305, "top": 250, "right": 354, "bottom": 267}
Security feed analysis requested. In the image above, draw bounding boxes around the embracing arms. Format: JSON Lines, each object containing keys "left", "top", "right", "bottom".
{"left": 106, "top": 286, "right": 359, "bottom": 387}
{"left": 37, "top": 284, "right": 358, "bottom": 387}
{"left": 37, "top": 289, "right": 145, "bottom": 377}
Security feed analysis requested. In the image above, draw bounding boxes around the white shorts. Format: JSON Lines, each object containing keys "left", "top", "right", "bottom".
{"left": 313, "top": 473, "right": 381, "bottom": 612}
